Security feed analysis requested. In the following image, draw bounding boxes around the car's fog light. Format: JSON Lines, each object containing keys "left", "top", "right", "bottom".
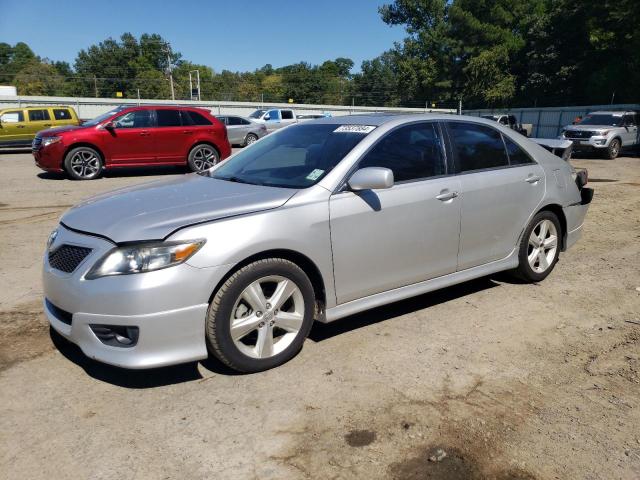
{"left": 90, "top": 324, "right": 139, "bottom": 348}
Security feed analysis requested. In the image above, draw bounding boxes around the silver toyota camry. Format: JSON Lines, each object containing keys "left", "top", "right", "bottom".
{"left": 43, "top": 114, "right": 593, "bottom": 372}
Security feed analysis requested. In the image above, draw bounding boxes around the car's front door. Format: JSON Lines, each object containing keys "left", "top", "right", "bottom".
{"left": 264, "top": 109, "right": 282, "bottom": 133}
{"left": 106, "top": 109, "right": 155, "bottom": 164}
{"left": 0, "top": 109, "right": 29, "bottom": 145}
{"left": 445, "top": 121, "right": 545, "bottom": 270}
{"left": 330, "top": 122, "right": 461, "bottom": 304}
{"left": 622, "top": 114, "right": 639, "bottom": 146}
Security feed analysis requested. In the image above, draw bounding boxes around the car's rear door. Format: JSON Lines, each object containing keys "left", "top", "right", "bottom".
{"left": 26, "top": 108, "right": 53, "bottom": 137}
{"left": 106, "top": 109, "right": 156, "bottom": 164}
{"left": 330, "top": 121, "right": 461, "bottom": 304}
{"left": 154, "top": 109, "right": 188, "bottom": 162}
{"left": 0, "top": 109, "right": 29, "bottom": 145}
{"left": 445, "top": 121, "right": 545, "bottom": 271}
{"left": 225, "top": 116, "right": 246, "bottom": 144}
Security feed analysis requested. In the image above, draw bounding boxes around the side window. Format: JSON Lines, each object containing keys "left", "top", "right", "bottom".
{"left": 53, "top": 109, "right": 72, "bottom": 120}
{"left": 227, "top": 116, "right": 243, "bottom": 126}
{"left": 187, "top": 111, "right": 213, "bottom": 125}
{"left": 215, "top": 116, "right": 227, "bottom": 125}
{"left": 155, "top": 109, "right": 182, "bottom": 127}
{"left": 503, "top": 135, "right": 534, "bottom": 166}
{"left": 240, "top": 118, "right": 251, "bottom": 125}
{"left": 114, "top": 110, "right": 153, "bottom": 128}
{"left": 358, "top": 122, "right": 446, "bottom": 182}
{"left": 499, "top": 116, "right": 508, "bottom": 125}
{"left": 447, "top": 122, "right": 509, "bottom": 172}
{"left": 28, "top": 109, "right": 50, "bottom": 121}
{"left": 0, "top": 111, "right": 24, "bottom": 123}
{"left": 508, "top": 115, "right": 517, "bottom": 125}
{"left": 266, "top": 109, "right": 280, "bottom": 121}
{"left": 624, "top": 114, "right": 636, "bottom": 126}
{"left": 281, "top": 110, "right": 294, "bottom": 120}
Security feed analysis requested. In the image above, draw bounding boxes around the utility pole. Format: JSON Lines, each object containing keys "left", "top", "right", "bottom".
{"left": 458, "top": 98, "right": 462, "bottom": 115}
{"left": 93, "top": 75, "right": 98, "bottom": 98}
{"left": 163, "top": 43, "right": 175, "bottom": 101}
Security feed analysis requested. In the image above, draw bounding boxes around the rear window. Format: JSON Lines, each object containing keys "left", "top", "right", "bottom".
{"left": 28, "top": 109, "right": 50, "bottom": 121}
{"left": 447, "top": 122, "right": 509, "bottom": 172}
{"left": 155, "top": 109, "right": 182, "bottom": 127}
{"left": 503, "top": 136, "right": 534, "bottom": 166}
{"left": 53, "top": 109, "right": 72, "bottom": 120}
{"left": 186, "top": 110, "right": 212, "bottom": 126}
{"left": 281, "top": 110, "right": 294, "bottom": 120}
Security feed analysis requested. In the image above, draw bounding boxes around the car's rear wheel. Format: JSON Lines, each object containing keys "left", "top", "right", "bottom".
{"left": 187, "top": 144, "right": 219, "bottom": 172}
{"left": 514, "top": 211, "right": 561, "bottom": 282}
{"left": 206, "top": 258, "right": 315, "bottom": 373}
{"left": 605, "top": 138, "right": 621, "bottom": 159}
{"left": 244, "top": 133, "right": 258, "bottom": 147}
{"left": 64, "top": 146, "right": 103, "bottom": 180}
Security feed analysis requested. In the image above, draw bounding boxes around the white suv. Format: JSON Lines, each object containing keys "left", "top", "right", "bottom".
{"left": 561, "top": 111, "right": 639, "bottom": 159}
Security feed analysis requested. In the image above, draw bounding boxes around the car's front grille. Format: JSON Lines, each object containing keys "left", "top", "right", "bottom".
{"left": 565, "top": 130, "right": 594, "bottom": 139}
{"left": 32, "top": 136, "right": 42, "bottom": 150}
{"left": 48, "top": 245, "right": 93, "bottom": 273}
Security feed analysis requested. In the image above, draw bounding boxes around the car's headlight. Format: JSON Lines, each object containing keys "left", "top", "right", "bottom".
{"left": 598, "top": 130, "right": 609, "bottom": 136}
{"left": 42, "top": 136, "right": 62, "bottom": 147}
{"left": 86, "top": 240, "right": 205, "bottom": 279}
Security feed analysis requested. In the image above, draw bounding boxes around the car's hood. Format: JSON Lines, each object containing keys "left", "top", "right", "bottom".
{"left": 39, "top": 125, "right": 84, "bottom": 136}
{"left": 61, "top": 175, "right": 297, "bottom": 243}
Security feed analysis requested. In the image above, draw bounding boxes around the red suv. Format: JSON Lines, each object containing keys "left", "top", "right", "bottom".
{"left": 33, "top": 106, "right": 231, "bottom": 180}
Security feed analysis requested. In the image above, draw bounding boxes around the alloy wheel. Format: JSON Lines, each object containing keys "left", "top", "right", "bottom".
{"left": 527, "top": 219, "right": 558, "bottom": 273}
{"left": 245, "top": 134, "right": 258, "bottom": 145}
{"left": 70, "top": 149, "right": 100, "bottom": 178}
{"left": 192, "top": 145, "right": 217, "bottom": 171}
{"left": 229, "top": 275, "right": 305, "bottom": 359}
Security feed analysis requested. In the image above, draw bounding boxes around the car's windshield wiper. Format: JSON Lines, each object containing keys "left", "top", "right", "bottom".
{"left": 216, "top": 175, "right": 261, "bottom": 186}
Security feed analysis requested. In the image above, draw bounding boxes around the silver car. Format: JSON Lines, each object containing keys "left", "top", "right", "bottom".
{"left": 43, "top": 114, "right": 592, "bottom": 372}
{"left": 215, "top": 115, "right": 267, "bottom": 147}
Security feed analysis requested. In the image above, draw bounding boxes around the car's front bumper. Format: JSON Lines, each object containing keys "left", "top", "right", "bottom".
{"left": 43, "top": 225, "right": 230, "bottom": 369}
{"left": 33, "top": 140, "right": 66, "bottom": 172}
{"left": 564, "top": 135, "right": 611, "bottom": 150}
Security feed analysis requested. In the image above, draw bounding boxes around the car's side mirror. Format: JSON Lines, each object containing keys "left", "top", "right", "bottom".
{"left": 348, "top": 167, "right": 394, "bottom": 191}
{"left": 103, "top": 121, "right": 115, "bottom": 130}
{"left": 264, "top": 115, "right": 271, "bottom": 121}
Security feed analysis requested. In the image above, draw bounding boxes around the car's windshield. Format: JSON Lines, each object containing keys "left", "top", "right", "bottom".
{"left": 249, "top": 109, "right": 267, "bottom": 119}
{"left": 579, "top": 114, "right": 623, "bottom": 126}
{"left": 83, "top": 107, "right": 127, "bottom": 127}
{"left": 208, "top": 123, "right": 373, "bottom": 188}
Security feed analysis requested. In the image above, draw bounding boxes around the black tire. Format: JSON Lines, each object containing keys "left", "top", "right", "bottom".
{"left": 187, "top": 143, "right": 219, "bottom": 172}
{"left": 64, "top": 146, "right": 103, "bottom": 180}
{"left": 243, "top": 133, "right": 258, "bottom": 147}
{"left": 206, "top": 258, "right": 316, "bottom": 373}
{"left": 513, "top": 211, "right": 562, "bottom": 283}
{"left": 605, "top": 138, "right": 621, "bottom": 159}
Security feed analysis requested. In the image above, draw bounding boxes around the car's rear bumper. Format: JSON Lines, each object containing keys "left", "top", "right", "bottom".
{"left": 564, "top": 187, "right": 593, "bottom": 250}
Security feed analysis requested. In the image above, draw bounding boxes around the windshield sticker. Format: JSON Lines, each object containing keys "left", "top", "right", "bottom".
{"left": 306, "top": 169, "right": 325, "bottom": 181}
{"left": 333, "top": 125, "right": 376, "bottom": 133}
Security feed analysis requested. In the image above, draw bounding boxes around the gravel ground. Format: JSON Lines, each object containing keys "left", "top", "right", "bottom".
{"left": 0, "top": 150, "right": 639, "bottom": 480}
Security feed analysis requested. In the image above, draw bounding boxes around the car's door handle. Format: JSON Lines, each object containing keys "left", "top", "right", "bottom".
{"left": 16, "top": 125, "right": 25, "bottom": 128}
{"left": 183, "top": 130, "right": 193, "bottom": 134}
{"left": 139, "top": 130, "right": 150, "bottom": 136}
{"left": 436, "top": 190, "right": 458, "bottom": 201}
{"left": 525, "top": 175, "right": 541, "bottom": 184}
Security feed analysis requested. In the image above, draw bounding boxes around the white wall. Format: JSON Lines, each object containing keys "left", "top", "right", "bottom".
{"left": 0, "top": 95, "right": 454, "bottom": 120}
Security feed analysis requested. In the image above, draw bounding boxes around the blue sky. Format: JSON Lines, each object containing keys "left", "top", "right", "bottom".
{"left": 0, "top": 0, "right": 406, "bottom": 72}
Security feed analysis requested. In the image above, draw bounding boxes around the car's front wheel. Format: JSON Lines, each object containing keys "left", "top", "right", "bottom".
{"left": 514, "top": 211, "right": 561, "bottom": 282}
{"left": 605, "top": 138, "right": 621, "bottom": 159}
{"left": 244, "top": 133, "right": 258, "bottom": 147}
{"left": 187, "top": 144, "right": 219, "bottom": 172}
{"left": 64, "top": 146, "right": 103, "bottom": 180}
{"left": 206, "top": 259, "right": 316, "bottom": 372}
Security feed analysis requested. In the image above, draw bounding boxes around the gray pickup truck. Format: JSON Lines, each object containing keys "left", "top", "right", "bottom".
{"left": 561, "top": 110, "right": 639, "bottom": 159}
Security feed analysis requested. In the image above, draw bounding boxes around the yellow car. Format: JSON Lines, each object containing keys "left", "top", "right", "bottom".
{"left": 0, "top": 106, "right": 80, "bottom": 148}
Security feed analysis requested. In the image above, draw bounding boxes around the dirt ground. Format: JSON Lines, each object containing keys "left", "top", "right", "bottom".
{"left": 0, "top": 149, "right": 639, "bottom": 480}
